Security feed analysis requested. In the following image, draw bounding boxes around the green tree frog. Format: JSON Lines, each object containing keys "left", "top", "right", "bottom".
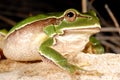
{"left": 0, "top": 9, "right": 103, "bottom": 73}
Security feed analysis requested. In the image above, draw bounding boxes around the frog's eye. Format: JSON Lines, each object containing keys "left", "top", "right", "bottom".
{"left": 65, "top": 10, "right": 77, "bottom": 22}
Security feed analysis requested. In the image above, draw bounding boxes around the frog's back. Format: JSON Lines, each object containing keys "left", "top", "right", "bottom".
{"left": 8, "top": 12, "right": 63, "bottom": 36}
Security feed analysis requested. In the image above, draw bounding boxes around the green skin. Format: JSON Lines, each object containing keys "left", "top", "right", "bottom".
{"left": 0, "top": 9, "right": 103, "bottom": 73}
{"left": 0, "top": 29, "right": 8, "bottom": 36}
{"left": 89, "top": 36, "right": 104, "bottom": 54}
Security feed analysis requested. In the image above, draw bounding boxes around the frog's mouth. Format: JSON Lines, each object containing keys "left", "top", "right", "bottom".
{"left": 64, "top": 27, "right": 101, "bottom": 34}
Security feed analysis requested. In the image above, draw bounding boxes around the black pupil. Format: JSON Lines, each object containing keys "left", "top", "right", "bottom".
{"left": 67, "top": 12, "right": 74, "bottom": 18}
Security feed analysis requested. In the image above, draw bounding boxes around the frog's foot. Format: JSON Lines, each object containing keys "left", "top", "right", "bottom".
{"left": 62, "top": 63, "right": 102, "bottom": 76}
{"left": 75, "top": 69, "right": 103, "bottom": 76}
{"left": 60, "top": 63, "right": 85, "bottom": 73}
{"left": 78, "top": 62, "right": 91, "bottom": 67}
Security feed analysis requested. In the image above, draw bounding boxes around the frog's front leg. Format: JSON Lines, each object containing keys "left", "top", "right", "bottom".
{"left": 39, "top": 37, "right": 83, "bottom": 73}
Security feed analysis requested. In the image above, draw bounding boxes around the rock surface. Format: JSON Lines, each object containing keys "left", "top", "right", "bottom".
{"left": 0, "top": 53, "right": 120, "bottom": 80}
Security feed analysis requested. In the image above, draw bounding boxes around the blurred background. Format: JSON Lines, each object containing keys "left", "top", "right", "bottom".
{"left": 0, "top": 0, "right": 120, "bottom": 53}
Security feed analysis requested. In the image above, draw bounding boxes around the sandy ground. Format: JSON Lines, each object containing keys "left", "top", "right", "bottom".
{"left": 0, "top": 53, "right": 120, "bottom": 80}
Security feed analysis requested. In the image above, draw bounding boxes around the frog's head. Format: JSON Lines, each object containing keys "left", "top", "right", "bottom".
{"left": 55, "top": 9, "right": 101, "bottom": 34}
